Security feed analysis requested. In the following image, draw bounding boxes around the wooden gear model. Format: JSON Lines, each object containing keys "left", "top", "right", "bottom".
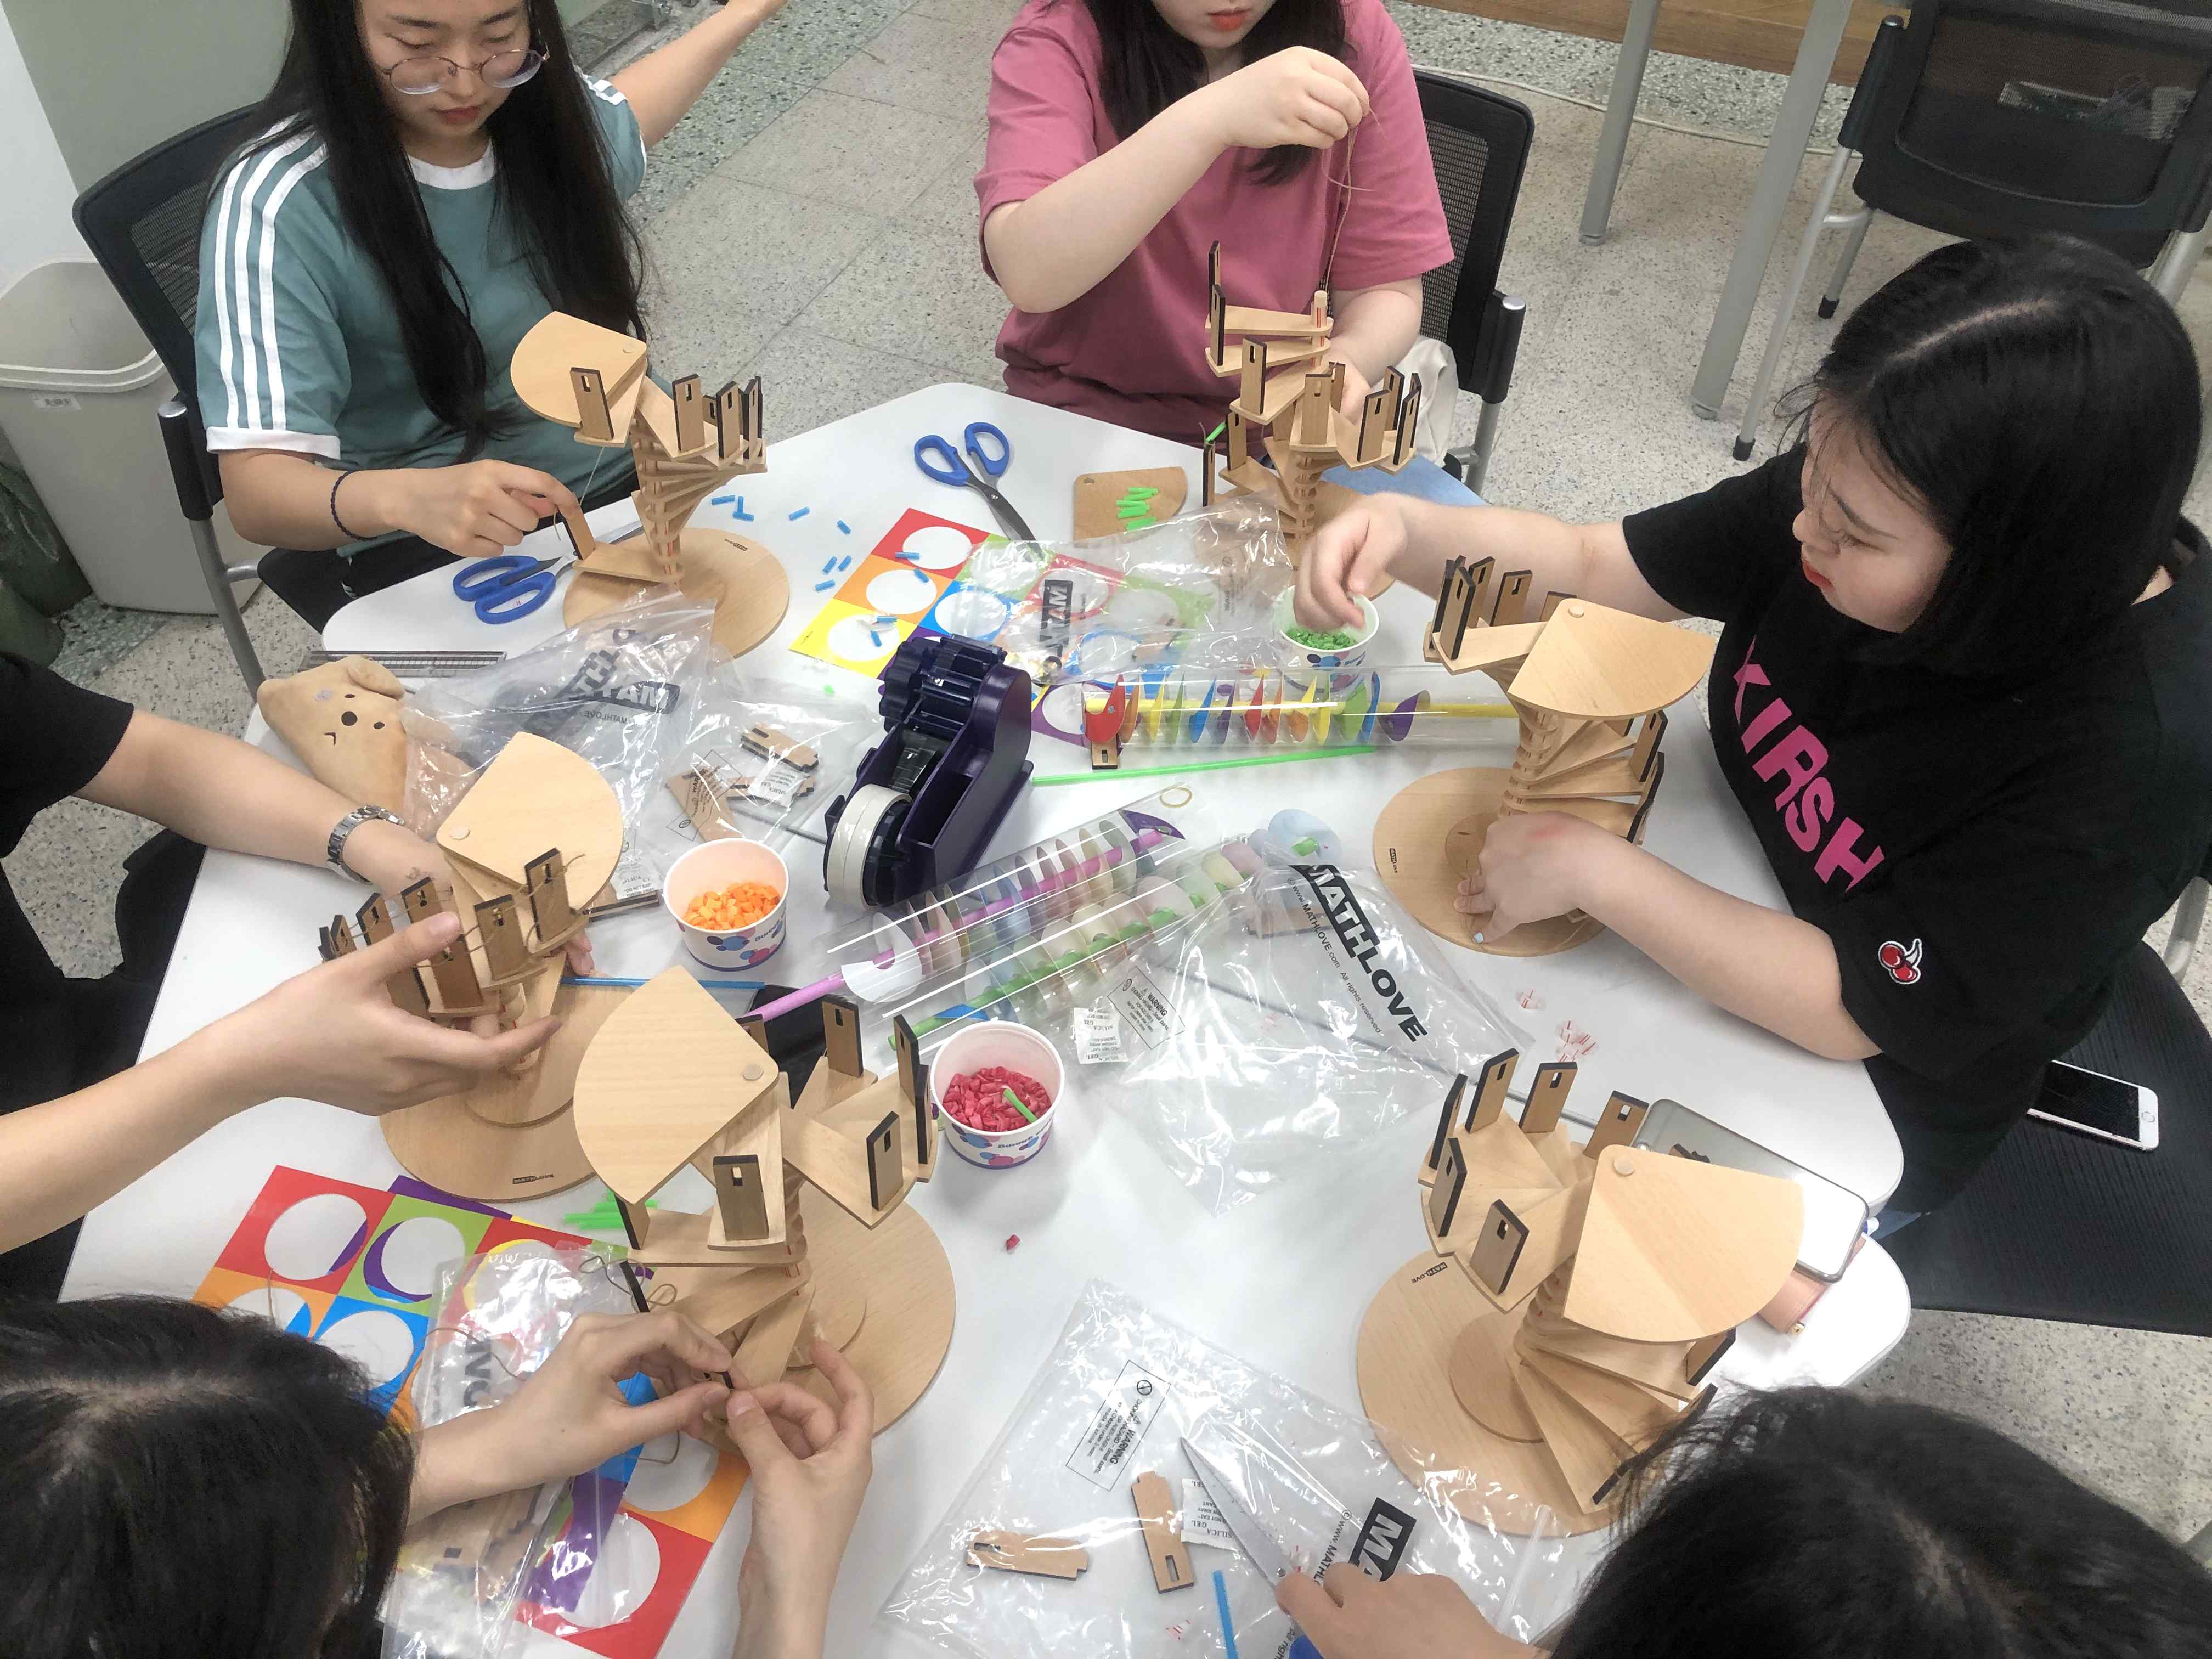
{"left": 509, "top": 311, "right": 789, "bottom": 657}
{"left": 1197, "top": 241, "right": 1423, "bottom": 566}
{"left": 1373, "top": 580, "right": 1715, "bottom": 955}
{"left": 569, "top": 979, "right": 955, "bottom": 1435}
{"left": 324, "top": 733, "right": 629, "bottom": 1201}
{"left": 1357, "top": 1051, "right": 1804, "bottom": 1533}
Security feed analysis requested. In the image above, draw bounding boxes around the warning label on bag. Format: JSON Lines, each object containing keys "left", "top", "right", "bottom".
{"left": 1064, "top": 1360, "right": 1173, "bottom": 1489}
{"left": 1101, "top": 962, "right": 1180, "bottom": 1056}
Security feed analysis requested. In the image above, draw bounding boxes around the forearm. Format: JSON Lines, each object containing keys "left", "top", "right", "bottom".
{"left": 408, "top": 1409, "right": 518, "bottom": 1524}
{"left": 0, "top": 1030, "right": 257, "bottom": 1251}
{"left": 218, "top": 450, "right": 413, "bottom": 551}
{"left": 613, "top": 0, "right": 780, "bottom": 146}
{"left": 1383, "top": 500, "right": 1678, "bottom": 621}
{"left": 1580, "top": 838, "right": 1878, "bottom": 1060}
{"left": 81, "top": 712, "right": 437, "bottom": 892}
{"left": 731, "top": 1604, "right": 828, "bottom": 1659}
{"left": 1328, "top": 279, "right": 1422, "bottom": 386}
{"left": 983, "top": 98, "right": 1225, "bottom": 313}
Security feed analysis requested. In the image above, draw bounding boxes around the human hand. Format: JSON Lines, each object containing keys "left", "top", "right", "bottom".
{"left": 194, "top": 912, "right": 560, "bottom": 1113}
{"left": 1278, "top": 1566, "right": 1537, "bottom": 1658}
{"left": 726, "top": 1339, "right": 875, "bottom": 1659}
{"left": 1297, "top": 494, "right": 1408, "bottom": 629}
{"left": 371, "top": 461, "right": 579, "bottom": 559}
{"left": 410, "top": 1310, "right": 734, "bottom": 1523}
{"left": 1195, "top": 47, "right": 1370, "bottom": 153}
{"left": 341, "top": 819, "right": 596, "bottom": 975}
{"left": 1457, "top": 812, "right": 1618, "bottom": 941}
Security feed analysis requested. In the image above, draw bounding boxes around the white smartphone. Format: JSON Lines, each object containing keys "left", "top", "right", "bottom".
{"left": 2028, "top": 1059, "right": 2159, "bottom": 1152}
{"left": 1635, "top": 1098, "right": 1871, "bottom": 1283}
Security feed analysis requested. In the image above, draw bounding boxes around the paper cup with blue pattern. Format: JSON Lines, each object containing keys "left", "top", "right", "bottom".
{"left": 663, "top": 839, "right": 788, "bottom": 970}
{"left": 1273, "top": 587, "right": 1377, "bottom": 673}
{"left": 928, "top": 1020, "right": 1065, "bottom": 1169}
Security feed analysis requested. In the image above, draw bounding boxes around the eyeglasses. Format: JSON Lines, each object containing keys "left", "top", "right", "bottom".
{"left": 381, "top": 46, "right": 544, "bottom": 97}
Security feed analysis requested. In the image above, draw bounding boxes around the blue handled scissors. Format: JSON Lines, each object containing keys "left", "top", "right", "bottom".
{"left": 912, "top": 421, "right": 1037, "bottom": 543}
{"left": 452, "top": 550, "right": 569, "bottom": 624}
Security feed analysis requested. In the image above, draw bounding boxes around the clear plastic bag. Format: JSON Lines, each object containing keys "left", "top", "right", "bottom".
{"left": 1078, "top": 813, "right": 1531, "bottom": 1214}
{"left": 381, "top": 1245, "right": 650, "bottom": 1659}
{"left": 639, "top": 664, "right": 879, "bottom": 883}
{"left": 399, "top": 592, "right": 717, "bottom": 902}
{"left": 883, "top": 1281, "right": 1564, "bottom": 1659}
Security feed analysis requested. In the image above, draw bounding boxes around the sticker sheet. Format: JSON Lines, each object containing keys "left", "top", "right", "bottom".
{"left": 194, "top": 1168, "right": 748, "bottom": 1659}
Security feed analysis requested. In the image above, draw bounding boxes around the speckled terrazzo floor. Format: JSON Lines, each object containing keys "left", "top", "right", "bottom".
{"left": 9, "top": 0, "right": 2209, "bottom": 1551}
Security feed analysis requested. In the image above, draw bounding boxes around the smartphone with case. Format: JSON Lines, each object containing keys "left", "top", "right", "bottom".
{"left": 2028, "top": 1059, "right": 2158, "bottom": 1152}
{"left": 1635, "top": 1098, "right": 1870, "bottom": 1282}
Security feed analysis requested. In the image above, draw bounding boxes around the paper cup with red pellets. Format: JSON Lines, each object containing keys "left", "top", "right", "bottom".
{"left": 663, "top": 839, "right": 788, "bottom": 970}
{"left": 928, "top": 1021, "right": 1065, "bottom": 1169}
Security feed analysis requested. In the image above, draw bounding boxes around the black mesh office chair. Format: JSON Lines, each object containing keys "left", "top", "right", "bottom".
{"left": 1735, "top": 0, "right": 2212, "bottom": 459}
{"left": 73, "top": 105, "right": 315, "bottom": 691}
{"left": 1413, "top": 71, "right": 1533, "bottom": 496}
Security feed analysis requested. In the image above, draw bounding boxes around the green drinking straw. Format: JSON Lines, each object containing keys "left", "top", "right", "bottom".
{"left": 1001, "top": 1086, "right": 1039, "bottom": 1124}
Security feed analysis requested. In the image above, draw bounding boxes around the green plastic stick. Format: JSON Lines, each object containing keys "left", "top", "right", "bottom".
{"left": 1001, "top": 1086, "right": 1039, "bottom": 1124}
{"left": 1035, "top": 746, "right": 1376, "bottom": 785}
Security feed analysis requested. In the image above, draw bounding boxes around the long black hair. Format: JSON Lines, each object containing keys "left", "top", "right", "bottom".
{"left": 1554, "top": 1388, "right": 2212, "bottom": 1659}
{"left": 237, "top": 0, "right": 646, "bottom": 456}
{"left": 1079, "top": 0, "right": 1350, "bottom": 183}
{"left": 1, "top": 1296, "right": 415, "bottom": 1659}
{"left": 1787, "top": 234, "right": 2201, "bottom": 678}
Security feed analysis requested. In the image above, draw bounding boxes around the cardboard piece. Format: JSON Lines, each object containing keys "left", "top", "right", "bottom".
{"left": 1131, "top": 1470, "right": 1194, "bottom": 1593}
{"left": 258, "top": 656, "right": 408, "bottom": 811}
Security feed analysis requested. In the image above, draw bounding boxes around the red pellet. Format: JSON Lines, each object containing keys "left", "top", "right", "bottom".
{"left": 940, "top": 1065, "right": 1054, "bottom": 1133}
{"left": 1004, "top": 1234, "right": 1021, "bottom": 1252}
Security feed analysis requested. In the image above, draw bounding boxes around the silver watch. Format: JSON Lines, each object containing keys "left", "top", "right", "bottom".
{"left": 327, "top": 805, "right": 405, "bottom": 881}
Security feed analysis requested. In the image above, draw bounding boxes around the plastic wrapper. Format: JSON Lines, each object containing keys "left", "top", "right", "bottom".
{"left": 1074, "top": 812, "right": 1530, "bottom": 1214}
{"left": 637, "top": 664, "right": 878, "bottom": 883}
{"left": 382, "top": 1244, "right": 654, "bottom": 1659}
{"left": 883, "top": 1281, "right": 1564, "bottom": 1659}
{"left": 400, "top": 592, "right": 716, "bottom": 902}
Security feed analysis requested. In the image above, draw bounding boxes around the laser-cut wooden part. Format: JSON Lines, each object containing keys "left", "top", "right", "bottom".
{"left": 513, "top": 314, "right": 648, "bottom": 428}
{"left": 325, "top": 916, "right": 358, "bottom": 958}
{"left": 823, "top": 994, "right": 862, "bottom": 1082}
{"left": 1468, "top": 1048, "right": 1518, "bottom": 1131}
{"left": 1583, "top": 1092, "right": 1650, "bottom": 1159}
{"left": 562, "top": 526, "right": 789, "bottom": 662}
{"left": 1466, "top": 1200, "right": 1530, "bottom": 1296}
{"left": 1427, "top": 1138, "right": 1469, "bottom": 1243}
{"left": 743, "top": 725, "right": 818, "bottom": 772}
{"left": 968, "top": 1532, "right": 1091, "bottom": 1580}
{"left": 713, "top": 1154, "right": 772, "bottom": 1243}
{"left": 1521, "top": 1062, "right": 1577, "bottom": 1135}
{"left": 1515, "top": 1359, "right": 1634, "bottom": 1507}
{"left": 475, "top": 895, "right": 534, "bottom": 984}
{"left": 1132, "top": 1471, "right": 1193, "bottom": 1593}
{"left": 1421, "top": 1073, "right": 1469, "bottom": 1186}
{"left": 1518, "top": 1348, "right": 1685, "bottom": 1447}
{"left": 437, "top": 733, "right": 624, "bottom": 908}
{"left": 784, "top": 1110, "right": 913, "bottom": 1227}
{"left": 660, "top": 1259, "right": 812, "bottom": 1340}
{"left": 1071, "top": 467, "right": 1188, "bottom": 541}
{"left": 1685, "top": 1328, "right": 1736, "bottom": 1385}
{"left": 358, "top": 893, "right": 396, "bottom": 945}
{"left": 386, "top": 963, "right": 433, "bottom": 1018}
{"left": 1448, "top": 1305, "right": 1544, "bottom": 1441}
{"left": 1565, "top": 1148, "right": 1804, "bottom": 1342}
{"left": 731, "top": 1281, "right": 814, "bottom": 1385}
{"left": 571, "top": 968, "right": 778, "bottom": 1203}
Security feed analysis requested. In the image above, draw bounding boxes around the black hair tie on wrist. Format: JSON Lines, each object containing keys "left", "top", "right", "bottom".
{"left": 330, "top": 469, "right": 366, "bottom": 542}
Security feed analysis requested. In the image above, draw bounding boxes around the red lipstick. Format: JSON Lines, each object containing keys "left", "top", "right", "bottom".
{"left": 1207, "top": 7, "right": 1251, "bottom": 30}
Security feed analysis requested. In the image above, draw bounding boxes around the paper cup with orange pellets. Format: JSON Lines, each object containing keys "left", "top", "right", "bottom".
{"left": 663, "top": 840, "right": 789, "bottom": 969}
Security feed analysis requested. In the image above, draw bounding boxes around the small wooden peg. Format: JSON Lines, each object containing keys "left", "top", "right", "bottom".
{"left": 1131, "top": 1470, "right": 1193, "bottom": 1593}
{"left": 968, "top": 1531, "right": 1090, "bottom": 1580}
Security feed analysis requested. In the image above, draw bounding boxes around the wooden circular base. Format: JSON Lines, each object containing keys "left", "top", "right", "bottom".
{"left": 795, "top": 1266, "right": 868, "bottom": 1366}
{"left": 1373, "top": 768, "right": 1606, "bottom": 957}
{"left": 1450, "top": 1312, "right": 1543, "bottom": 1442}
{"left": 792, "top": 1186, "right": 953, "bottom": 1432}
{"left": 470, "top": 983, "right": 626, "bottom": 1128}
{"left": 563, "top": 527, "right": 789, "bottom": 660}
{"left": 1357, "top": 1251, "right": 1613, "bottom": 1535}
{"left": 380, "top": 1096, "right": 597, "bottom": 1203}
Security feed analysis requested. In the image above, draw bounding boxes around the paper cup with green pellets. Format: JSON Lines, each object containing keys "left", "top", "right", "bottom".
{"left": 1274, "top": 587, "right": 1377, "bottom": 673}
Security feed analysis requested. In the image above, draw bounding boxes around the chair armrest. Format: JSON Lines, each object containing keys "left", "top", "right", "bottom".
{"left": 1466, "top": 292, "right": 1525, "bottom": 405}
{"left": 157, "top": 397, "right": 222, "bottom": 522}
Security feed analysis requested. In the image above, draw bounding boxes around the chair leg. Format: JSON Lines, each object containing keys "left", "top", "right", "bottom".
{"left": 2150, "top": 223, "right": 2209, "bottom": 304}
{"left": 1817, "top": 208, "right": 1876, "bottom": 319}
{"left": 191, "top": 517, "right": 264, "bottom": 692}
{"left": 2165, "top": 876, "right": 2208, "bottom": 982}
{"left": 1465, "top": 399, "right": 1506, "bottom": 498}
{"left": 1734, "top": 146, "right": 1855, "bottom": 461}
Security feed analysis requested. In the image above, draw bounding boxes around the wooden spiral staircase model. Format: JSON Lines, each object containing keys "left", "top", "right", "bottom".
{"left": 509, "top": 311, "right": 788, "bottom": 659}
{"left": 1357, "top": 1050, "right": 1804, "bottom": 1533}
{"left": 1374, "top": 568, "right": 1716, "bottom": 953}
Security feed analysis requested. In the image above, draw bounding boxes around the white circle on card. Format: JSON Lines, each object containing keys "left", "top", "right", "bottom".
{"left": 564, "top": 1513, "right": 663, "bottom": 1629}
{"left": 228, "top": 1284, "right": 311, "bottom": 1333}
{"left": 826, "top": 615, "right": 896, "bottom": 663}
{"left": 371, "top": 1215, "right": 466, "bottom": 1301}
{"left": 263, "top": 1193, "right": 370, "bottom": 1281}
{"left": 902, "top": 524, "right": 975, "bottom": 571}
{"left": 315, "top": 1307, "right": 419, "bottom": 1386}
{"left": 625, "top": 1431, "right": 718, "bottom": 1513}
{"left": 865, "top": 567, "right": 939, "bottom": 616}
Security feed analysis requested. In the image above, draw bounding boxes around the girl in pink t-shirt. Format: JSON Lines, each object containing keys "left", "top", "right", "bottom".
{"left": 977, "top": 0, "right": 1453, "bottom": 442}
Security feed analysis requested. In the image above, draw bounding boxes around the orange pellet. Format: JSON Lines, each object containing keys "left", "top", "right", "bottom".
{"left": 682, "top": 880, "right": 782, "bottom": 930}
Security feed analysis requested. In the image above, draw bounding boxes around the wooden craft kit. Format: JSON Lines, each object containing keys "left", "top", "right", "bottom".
{"left": 1373, "top": 579, "right": 1715, "bottom": 955}
{"left": 1358, "top": 1049, "right": 1803, "bottom": 1532}
{"left": 509, "top": 311, "right": 787, "bottom": 659}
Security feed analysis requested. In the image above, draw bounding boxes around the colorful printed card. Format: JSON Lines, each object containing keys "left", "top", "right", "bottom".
{"left": 194, "top": 1168, "right": 749, "bottom": 1659}
{"left": 789, "top": 507, "right": 1005, "bottom": 675}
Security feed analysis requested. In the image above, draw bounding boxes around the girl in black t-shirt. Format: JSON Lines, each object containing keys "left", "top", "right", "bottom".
{"left": 1299, "top": 235, "right": 2211, "bottom": 1213}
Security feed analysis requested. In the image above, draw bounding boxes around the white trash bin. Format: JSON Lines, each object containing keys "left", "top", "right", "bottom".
{"left": 0, "top": 261, "right": 258, "bottom": 613}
